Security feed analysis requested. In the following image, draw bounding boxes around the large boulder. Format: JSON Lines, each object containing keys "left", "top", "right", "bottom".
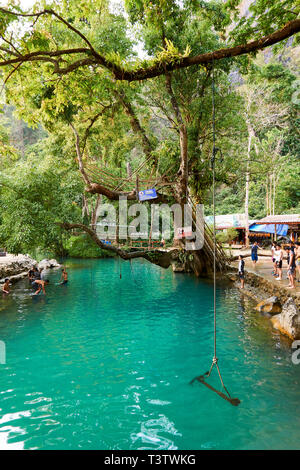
{"left": 255, "top": 296, "right": 282, "bottom": 315}
{"left": 0, "top": 255, "right": 37, "bottom": 280}
{"left": 38, "top": 259, "right": 61, "bottom": 271}
{"left": 271, "top": 298, "right": 300, "bottom": 340}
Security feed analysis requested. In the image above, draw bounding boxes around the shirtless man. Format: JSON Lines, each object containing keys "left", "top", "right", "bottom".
{"left": 2, "top": 278, "right": 10, "bottom": 294}
{"left": 33, "top": 279, "right": 49, "bottom": 295}
{"left": 60, "top": 268, "right": 68, "bottom": 285}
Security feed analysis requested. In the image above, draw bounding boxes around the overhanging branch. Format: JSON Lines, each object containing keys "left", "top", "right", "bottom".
{"left": 60, "top": 221, "right": 178, "bottom": 268}
{"left": 0, "top": 7, "right": 299, "bottom": 82}
{"left": 86, "top": 182, "right": 169, "bottom": 203}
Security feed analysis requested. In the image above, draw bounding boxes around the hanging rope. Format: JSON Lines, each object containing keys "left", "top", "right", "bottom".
{"left": 118, "top": 256, "right": 122, "bottom": 280}
{"left": 190, "top": 59, "right": 240, "bottom": 407}
{"left": 129, "top": 259, "right": 142, "bottom": 286}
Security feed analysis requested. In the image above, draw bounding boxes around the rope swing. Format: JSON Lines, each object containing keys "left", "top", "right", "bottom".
{"left": 190, "top": 60, "right": 241, "bottom": 407}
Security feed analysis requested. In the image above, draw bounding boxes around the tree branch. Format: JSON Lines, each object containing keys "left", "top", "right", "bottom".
{"left": 60, "top": 221, "right": 178, "bottom": 268}
{"left": 116, "top": 91, "right": 155, "bottom": 163}
{"left": 0, "top": 11, "right": 298, "bottom": 82}
{"left": 116, "top": 19, "right": 300, "bottom": 81}
{"left": 0, "top": 7, "right": 99, "bottom": 57}
{"left": 69, "top": 123, "right": 91, "bottom": 187}
{"left": 86, "top": 182, "right": 169, "bottom": 203}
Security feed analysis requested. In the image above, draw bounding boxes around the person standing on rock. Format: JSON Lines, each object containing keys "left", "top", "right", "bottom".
{"left": 275, "top": 244, "right": 283, "bottom": 281}
{"left": 287, "top": 245, "right": 296, "bottom": 289}
{"left": 238, "top": 255, "right": 245, "bottom": 289}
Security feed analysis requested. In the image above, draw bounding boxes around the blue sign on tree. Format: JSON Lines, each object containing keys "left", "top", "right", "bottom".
{"left": 138, "top": 189, "right": 157, "bottom": 201}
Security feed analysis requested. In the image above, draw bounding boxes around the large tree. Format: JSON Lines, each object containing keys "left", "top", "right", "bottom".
{"left": 0, "top": 0, "right": 299, "bottom": 274}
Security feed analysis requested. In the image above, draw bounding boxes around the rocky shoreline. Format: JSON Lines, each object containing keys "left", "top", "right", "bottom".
{"left": 228, "top": 268, "right": 300, "bottom": 340}
{"left": 0, "top": 255, "right": 61, "bottom": 285}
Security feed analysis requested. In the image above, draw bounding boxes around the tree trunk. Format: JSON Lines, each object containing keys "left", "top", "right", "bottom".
{"left": 273, "top": 172, "right": 276, "bottom": 215}
{"left": 266, "top": 177, "right": 269, "bottom": 215}
{"left": 245, "top": 127, "right": 252, "bottom": 247}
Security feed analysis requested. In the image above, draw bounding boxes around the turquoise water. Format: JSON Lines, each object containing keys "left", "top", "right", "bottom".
{"left": 0, "top": 258, "right": 299, "bottom": 450}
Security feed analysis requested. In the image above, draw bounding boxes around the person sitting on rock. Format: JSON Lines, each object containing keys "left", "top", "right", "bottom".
{"left": 33, "top": 267, "right": 41, "bottom": 281}
{"left": 2, "top": 278, "right": 10, "bottom": 294}
{"left": 238, "top": 255, "right": 245, "bottom": 289}
{"left": 32, "top": 279, "right": 49, "bottom": 295}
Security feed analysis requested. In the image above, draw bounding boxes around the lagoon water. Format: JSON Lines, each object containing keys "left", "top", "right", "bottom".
{"left": 0, "top": 258, "right": 300, "bottom": 450}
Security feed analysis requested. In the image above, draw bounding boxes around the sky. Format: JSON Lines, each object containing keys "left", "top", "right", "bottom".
{"left": 22, "top": 0, "right": 35, "bottom": 5}
{"left": 0, "top": 0, "right": 124, "bottom": 10}
{"left": 0, "top": 0, "right": 37, "bottom": 7}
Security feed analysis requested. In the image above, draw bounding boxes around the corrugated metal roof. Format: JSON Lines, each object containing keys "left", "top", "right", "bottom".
{"left": 257, "top": 214, "right": 300, "bottom": 224}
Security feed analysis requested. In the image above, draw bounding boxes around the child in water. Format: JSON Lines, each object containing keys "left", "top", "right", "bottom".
{"left": 60, "top": 268, "right": 68, "bottom": 285}
{"left": 2, "top": 278, "right": 10, "bottom": 294}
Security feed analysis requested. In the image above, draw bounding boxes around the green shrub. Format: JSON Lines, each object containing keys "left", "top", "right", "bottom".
{"left": 216, "top": 228, "right": 239, "bottom": 244}
{"left": 66, "top": 235, "right": 115, "bottom": 258}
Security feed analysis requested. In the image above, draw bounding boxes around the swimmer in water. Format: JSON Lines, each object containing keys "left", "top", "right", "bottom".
{"left": 60, "top": 268, "right": 68, "bottom": 285}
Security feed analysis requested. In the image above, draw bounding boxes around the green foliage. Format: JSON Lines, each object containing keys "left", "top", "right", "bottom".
{"left": 0, "top": 146, "right": 83, "bottom": 254}
{"left": 216, "top": 228, "right": 238, "bottom": 244}
{"left": 66, "top": 235, "right": 115, "bottom": 258}
{"left": 224, "top": 0, "right": 300, "bottom": 45}
{"left": 0, "top": 0, "right": 298, "bottom": 261}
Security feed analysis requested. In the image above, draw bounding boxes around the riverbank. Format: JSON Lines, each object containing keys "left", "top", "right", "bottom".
{"left": 0, "top": 254, "right": 61, "bottom": 285}
{"left": 230, "top": 257, "right": 300, "bottom": 306}
{"left": 230, "top": 256, "right": 300, "bottom": 340}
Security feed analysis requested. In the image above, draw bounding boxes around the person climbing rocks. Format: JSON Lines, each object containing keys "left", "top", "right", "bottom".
{"left": 238, "top": 255, "right": 245, "bottom": 289}
{"left": 2, "top": 278, "right": 10, "bottom": 294}
{"left": 32, "top": 279, "right": 49, "bottom": 295}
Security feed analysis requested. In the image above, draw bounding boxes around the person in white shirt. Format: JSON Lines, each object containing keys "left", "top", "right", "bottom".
{"left": 275, "top": 244, "right": 283, "bottom": 281}
{"left": 271, "top": 242, "right": 277, "bottom": 277}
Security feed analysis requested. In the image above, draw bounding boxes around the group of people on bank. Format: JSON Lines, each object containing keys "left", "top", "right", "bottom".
{"left": 271, "top": 242, "right": 300, "bottom": 289}
{"left": 238, "top": 241, "right": 300, "bottom": 289}
{"left": 2, "top": 266, "right": 68, "bottom": 295}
